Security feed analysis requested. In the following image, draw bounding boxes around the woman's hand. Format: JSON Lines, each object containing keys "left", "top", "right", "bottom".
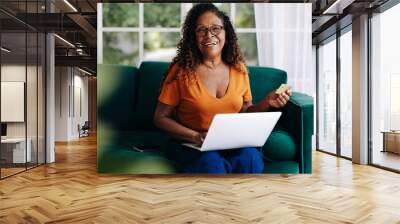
{"left": 266, "top": 87, "right": 292, "bottom": 109}
{"left": 190, "top": 131, "right": 208, "bottom": 145}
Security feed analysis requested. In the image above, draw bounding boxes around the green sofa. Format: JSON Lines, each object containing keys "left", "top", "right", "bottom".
{"left": 97, "top": 61, "right": 314, "bottom": 174}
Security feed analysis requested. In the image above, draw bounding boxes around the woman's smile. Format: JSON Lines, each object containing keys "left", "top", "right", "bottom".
{"left": 202, "top": 41, "right": 217, "bottom": 47}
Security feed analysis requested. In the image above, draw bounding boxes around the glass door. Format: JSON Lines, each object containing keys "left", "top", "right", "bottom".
{"left": 317, "top": 36, "right": 337, "bottom": 155}
{"left": 370, "top": 3, "right": 400, "bottom": 171}
{"left": 339, "top": 28, "right": 352, "bottom": 159}
{"left": 1, "top": 31, "right": 28, "bottom": 178}
{"left": 0, "top": 0, "right": 47, "bottom": 179}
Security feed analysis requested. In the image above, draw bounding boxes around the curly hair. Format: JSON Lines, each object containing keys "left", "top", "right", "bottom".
{"left": 162, "top": 3, "right": 246, "bottom": 84}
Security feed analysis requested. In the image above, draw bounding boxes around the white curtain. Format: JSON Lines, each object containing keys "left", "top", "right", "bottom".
{"left": 254, "top": 3, "right": 314, "bottom": 97}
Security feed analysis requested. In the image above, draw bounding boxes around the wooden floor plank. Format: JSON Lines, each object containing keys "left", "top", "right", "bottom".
{"left": 1, "top": 134, "right": 400, "bottom": 223}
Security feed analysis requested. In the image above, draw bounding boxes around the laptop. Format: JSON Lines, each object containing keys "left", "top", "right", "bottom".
{"left": 181, "top": 112, "right": 281, "bottom": 151}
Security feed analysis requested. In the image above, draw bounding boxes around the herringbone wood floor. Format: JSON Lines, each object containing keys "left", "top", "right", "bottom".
{"left": 1, "top": 134, "right": 400, "bottom": 224}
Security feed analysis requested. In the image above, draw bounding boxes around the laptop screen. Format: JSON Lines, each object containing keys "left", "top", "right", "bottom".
{"left": 1, "top": 123, "right": 7, "bottom": 137}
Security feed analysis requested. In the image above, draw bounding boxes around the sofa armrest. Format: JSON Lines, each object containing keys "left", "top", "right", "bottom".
{"left": 98, "top": 64, "right": 139, "bottom": 132}
{"left": 278, "top": 92, "right": 314, "bottom": 173}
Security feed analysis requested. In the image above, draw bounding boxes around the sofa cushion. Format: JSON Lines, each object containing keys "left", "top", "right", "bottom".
{"left": 97, "top": 129, "right": 175, "bottom": 173}
{"left": 262, "top": 130, "right": 297, "bottom": 161}
{"left": 97, "top": 144, "right": 177, "bottom": 174}
{"left": 115, "top": 130, "right": 170, "bottom": 149}
{"left": 135, "top": 61, "right": 171, "bottom": 130}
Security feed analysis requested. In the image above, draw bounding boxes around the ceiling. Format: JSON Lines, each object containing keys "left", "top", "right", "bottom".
{"left": 0, "top": 0, "right": 98, "bottom": 74}
{"left": 311, "top": 0, "right": 391, "bottom": 43}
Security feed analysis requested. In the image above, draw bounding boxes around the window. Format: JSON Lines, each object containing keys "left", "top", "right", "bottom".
{"left": 99, "top": 3, "right": 258, "bottom": 66}
{"left": 317, "top": 27, "right": 353, "bottom": 159}
{"left": 143, "top": 32, "right": 180, "bottom": 61}
{"left": 371, "top": 3, "right": 400, "bottom": 171}
{"left": 144, "top": 3, "right": 180, "bottom": 28}
{"left": 103, "top": 32, "right": 139, "bottom": 65}
{"left": 103, "top": 3, "right": 139, "bottom": 27}
{"left": 339, "top": 29, "right": 352, "bottom": 158}
{"left": 317, "top": 36, "right": 337, "bottom": 155}
{"left": 390, "top": 74, "right": 400, "bottom": 130}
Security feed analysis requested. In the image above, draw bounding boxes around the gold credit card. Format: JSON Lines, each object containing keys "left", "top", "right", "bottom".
{"left": 275, "top": 84, "right": 289, "bottom": 94}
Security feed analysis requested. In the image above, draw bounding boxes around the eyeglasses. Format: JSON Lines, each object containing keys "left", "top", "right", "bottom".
{"left": 195, "top": 25, "right": 224, "bottom": 37}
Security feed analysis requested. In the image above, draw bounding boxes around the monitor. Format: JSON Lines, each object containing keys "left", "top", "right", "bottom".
{"left": 1, "top": 123, "right": 7, "bottom": 137}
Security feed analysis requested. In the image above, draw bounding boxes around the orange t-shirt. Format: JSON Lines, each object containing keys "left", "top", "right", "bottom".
{"left": 158, "top": 63, "right": 252, "bottom": 132}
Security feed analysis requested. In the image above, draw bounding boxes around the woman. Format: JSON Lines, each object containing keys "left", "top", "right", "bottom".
{"left": 153, "top": 3, "right": 291, "bottom": 174}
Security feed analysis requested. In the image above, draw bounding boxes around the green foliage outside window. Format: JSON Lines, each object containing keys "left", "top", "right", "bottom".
{"left": 103, "top": 3, "right": 139, "bottom": 27}
{"left": 213, "top": 3, "right": 231, "bottom": 15}
{"left": 144, "top": 32, "right": 180, "bottom": 51}
{"left": 103, "top": 32, "right": 139, "bottom": 65}
{"left": 238, "top": 33, "right": 258, "bottom": 65}
{"left": 144, "top": 32, "right": 180, "bottom": 61}
{"left": 235, "top": 3, "right": 255, "bottom": 28}
{"left": 144, "top": 3, "right": 181, "bottom": 27}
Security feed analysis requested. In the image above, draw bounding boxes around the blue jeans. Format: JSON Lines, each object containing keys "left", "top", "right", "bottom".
{"left": 165, "top": 139, "right": 264, "bottom": 174}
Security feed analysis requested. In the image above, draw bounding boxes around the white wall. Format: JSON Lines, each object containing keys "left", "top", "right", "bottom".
{"left": 55, "top": 66, "right": 69, "bottom": 141}
{"left": 1, "top": 64, "right": 46, "bottom": 164}
{"left": 55, "top": 67, "right": 89, "bottom": 141}
{"left": 71, "top": 73, "right": 89, "bottom": 138}
{"left": 1, "top": 65, "right": 40, "bottom": 137}
{"left": 1, "top": 65, "right": 27, "bottom": 141}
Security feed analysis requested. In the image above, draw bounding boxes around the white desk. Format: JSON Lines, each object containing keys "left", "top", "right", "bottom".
{"left": 1, "top": 138, "right": 31, "bottom": 163}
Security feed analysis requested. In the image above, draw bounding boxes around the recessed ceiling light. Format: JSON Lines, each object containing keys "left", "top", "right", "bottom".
{"left": 54, "top": 34, "right": 75, "bottom": 48}
{"left": 63, "top": 0, "right": 78, "bottom": 12}
{"left": 1, "top": 47, "right": 11, "bottom": 53}
{"left": 322, "top": 0, "right": 354, "bottom": 15}
{"left": 78, "top": 67, "right": 93, "bottom": 76}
